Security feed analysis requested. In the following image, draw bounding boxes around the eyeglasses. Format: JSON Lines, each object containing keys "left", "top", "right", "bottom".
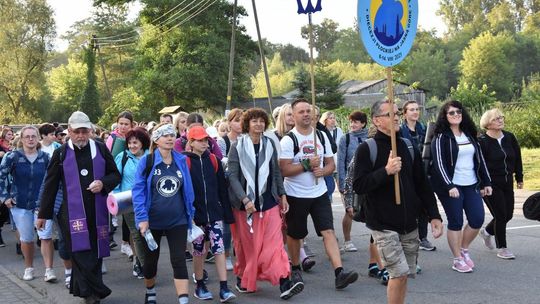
{"left": 22, "top": 135, "right": 38, "bottom": 140}
{"left": 71, "top": 129, "right": 90, "bottom": 134}
{"left": 376, "top": 111, "right": 402, "bottom": 118}
{"left": 492, "top": 116, "right": 505, "bottom": 122}
{"left": 447, "top": 110, "right": 462, "bottom": 116}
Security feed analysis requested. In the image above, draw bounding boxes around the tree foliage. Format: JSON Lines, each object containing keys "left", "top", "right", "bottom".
{"left": 0, "top": 0, "right": 55, "bottom": 122}
{"left": 293, "top": 66, "right": 344, "bottom": 109}
{"left": 80, "top": 45, "right": 102, "bottom": 122}
{"left": 301, "top": 18, "right": 340, "bottom": 62}
{"left": 450, "top": 82, "right": 497, "bottom": 114}
{"left": 47, "top": 58, "right": 87, "bottom": 122}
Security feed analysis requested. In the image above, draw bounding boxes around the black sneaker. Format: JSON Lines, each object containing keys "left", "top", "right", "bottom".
{"left": 132, "top": 260, "right": 144, "bottom": 279}
{"left": 378, "top": 268, "right": 389, "bottom": 286}
{"left": 301, "top": 257, "right": 316, "bottom": 272}
{"left": 279, "top": 278, "right": 304, "bottom": 300}
{"left": 144, "top": 292, "right": 156, "bottom": 304}
{"left": 368, "top": 263, "right": 380, "bottom": 278}
{"left": 205, "top": 251, "right": 215, "bottom": 263}
{"left": 235, "top": 277, "right": 252, "bottom": 294}
{"left": 335, "top": 269, "right": 358, "bottom": 290}
{"left": 185, "top": 251, "right": 193, "bottom": 262}
{"left": 291, "top": 269, "right": 303, "bottom": 285}
{"left": 109, "top": 240, "right": 118, "bottom": 249}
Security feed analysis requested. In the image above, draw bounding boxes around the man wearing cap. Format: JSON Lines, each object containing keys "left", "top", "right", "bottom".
{"left": 37, "top": 111, "right": 121, "bottom": 304}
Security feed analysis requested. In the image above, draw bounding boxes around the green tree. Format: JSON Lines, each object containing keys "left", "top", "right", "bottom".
{"left": 0, "top": 0, "right": 55, "bottom": 122}
{"left": 301, "top": 18, "right": 340, "bottom": 61}
{"left": 251, "top": 54, "right": 296, "bottom": 98}
{"left": 99, "top": 86, "right": 151, "bottom": 127}
{"left": 328, "top": 27, "right": 371, "bottom": 64}
{"left": 293, "top": 66, "right": 344, "bottom": 109}
{"left": 47, "top": 58, "right": 87, "bottom": 122}
{"left": 460, "top": 32, "right": 516, "bottom": 102}
{"left": 81, "top": 45, "right": 102, "bottom": 121}
{"left": 487, "top": 2, "right": 517, "bottom": 34}
{"left": 450, "top": 82, "right": 497, "bottom": 113}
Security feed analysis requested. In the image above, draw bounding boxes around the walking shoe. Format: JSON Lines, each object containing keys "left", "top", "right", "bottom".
{"left": 84, "top": 294, "right": 101, "bottom": 304}
{"left": 132, "top": 260, "right": 144, "bottom": 279}
{"left": 460, "top": 249, "right": 475, "bottom": 268}
{"left": 378, "top": 268, "right": 389, "bottom": 285}
{"left": 185, "top": 250, "right": 193, "bottom": 262}
{"left": 109, "top": 240, "right": 118, "bottom": 249}
{"left": 279, "top": 278, "right": 304, "bottom": 300}
{"left": 192, "top": 269, "right": 209, "bottom": 284}
{"left": 419, "top": 238, "right": 436, "bottom": 251}
{"left": 144, "top": 291, "right": 156, "bottom": 304}
{"left": 301, "top": 257, "right": 316, "bottom": 272}
{"left": 205, "top": 252, "right": 215, "bottom": 263}
{"left": 194, "top": 284, "right": 213, "bottom": 300}
{"left": 452, "top": 258, "right": 473, "bottom": 273}
{"left": 368, "top": 263, "right": 380, "bottom": 277}
{"left": 22, "top": 267, "right": 34, "bottom": 281}
{"left": 416, "top": 264, "right": 422, "bottom": 275}
{"left": 235, "top": 277, "right": 252, "bottom": 293}
{"left": 497, "top": 248, "right": 516, "bottom": 260}
{"left": 44, "top": 268, "right": 57, "bottom": 282}
{"left": 65, "top": 273, "right": 71, "bottom": 289}
{"left": 101, "top": 262, "right": 107, "bottom": 274}
{"left": 121, "top": 243, "right": 133, "bottom": 258}
{"left": 225, "top": 257, "right": 233, "bottom": 271}
{"left": 303, "top": 243, "right": 315, "bottom": 257}
{"left": 219, "top": 288, "right": 237, "bottom": 303}
{"left": 335, "top": 269, "right": 358, "bottom": 290}
{"left": 111, "top": 216, "right": 119, "bottom": 228}
{"left": 480, "top": 228, "right": 495, "bottom": 250}
{"left": 340, "top": 241, "right": 358, "bottom": 252}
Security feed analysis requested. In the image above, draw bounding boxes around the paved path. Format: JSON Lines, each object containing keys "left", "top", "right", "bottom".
{"left": 1, "top": 189, "right": 539, "bottom": 303}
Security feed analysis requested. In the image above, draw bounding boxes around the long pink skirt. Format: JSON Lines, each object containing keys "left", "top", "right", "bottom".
{"left": 232, "top": 205, "right": 290, "bottom": 292}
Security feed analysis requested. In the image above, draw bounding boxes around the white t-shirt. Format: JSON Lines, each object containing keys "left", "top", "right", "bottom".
{"left": 40, "top": 143, "right": 55, "bottom": 158}
{"left": 280, "top": 128, "right": 333, "bottom": 198}
{"left": 452, "top": 133, "right": 478, "bottom": 186}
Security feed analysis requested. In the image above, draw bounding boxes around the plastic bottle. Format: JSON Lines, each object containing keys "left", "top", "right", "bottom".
{"left": 144, "top": 230, "right": 158, "bottom": 251}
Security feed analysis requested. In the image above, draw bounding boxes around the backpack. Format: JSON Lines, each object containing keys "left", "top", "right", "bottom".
{"left": 120, "top": 150, "right": 130, "bottom": 176}
{"left": 186, "top": 154, "right": 219, "bottom": 173}
{"left": 286, "top": 129, "right": 327, "bottom": 156}
{"left": 223, "top": 135, "right": 231, "bottom": 156}
{"left": 422, "top": 122, "right": 436, "bottom": 175}
{"left": 142, "top": 153, "right": 218, "bottom": 179}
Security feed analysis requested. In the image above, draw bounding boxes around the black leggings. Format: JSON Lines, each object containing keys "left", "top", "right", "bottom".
{"left": 484, "top": 179, "right": 514, "bottom": 249}
{"left": 143, "top": 225, "right": 188, "bottom": 280}
{"left": 122, "top": 217, "right": 130, "bottom": 243}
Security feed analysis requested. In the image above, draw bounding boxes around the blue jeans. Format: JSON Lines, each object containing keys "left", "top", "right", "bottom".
{"left": 324, "top": 175, "right": 335, "bottom": 202}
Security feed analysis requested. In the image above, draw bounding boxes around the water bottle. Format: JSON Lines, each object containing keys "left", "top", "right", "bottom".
{"left": 144, "top": 229, "right": 158, "bottom": 251}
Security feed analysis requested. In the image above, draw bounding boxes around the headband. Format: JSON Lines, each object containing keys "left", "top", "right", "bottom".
{"left": 151, "top": 124, "right": 176, "bottom": 142}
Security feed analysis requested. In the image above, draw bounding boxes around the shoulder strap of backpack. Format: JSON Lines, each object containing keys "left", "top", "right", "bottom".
{"left": 223, "top": 135, "right": 231, "bottom": 156}
{"left": 143, "top": 153, "right": 154, "bottom": 178}
{"left": 400, "top": 137, "right": 415, "bottom": 162}
{"left": 286, "top": 132, "right": 299, "bottom": 156}
{"left": 344, "top": 133, "right": 350, "bottom": 169}
{"left": 186, "top": 157, "right": 191, "bottom": 170}
{"left": 209, "top": 153, "right": 218, "bottom": 173}
{"left": 120, "top": 150, "right": 129, "bottom": 176}
{"left": 366, "top": 138, "right": 377, "bottom": 165}
{"left": 315, "top": 129, "right": 326, "bottom": 154}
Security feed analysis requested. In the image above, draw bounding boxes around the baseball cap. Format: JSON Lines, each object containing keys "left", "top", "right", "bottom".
{"left": 68, "top": 111, "right": 92, "bottom": 129}
{"left": 187, "top": 126, "right": 209, "bottom": 141}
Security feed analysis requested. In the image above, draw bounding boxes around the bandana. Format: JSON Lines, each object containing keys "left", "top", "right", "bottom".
{"left": 151, "top": 124, "right": 176, "bottom": 142}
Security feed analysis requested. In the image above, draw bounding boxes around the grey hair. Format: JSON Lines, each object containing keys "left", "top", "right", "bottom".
{"left": 371, "top": 100, "right": 390, "bottom": 118}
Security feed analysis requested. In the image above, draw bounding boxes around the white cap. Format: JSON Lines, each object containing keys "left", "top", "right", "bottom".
{"left": 68, "top": 111, "right": 92, "bottom": 129}
{"left": 206, "top": 126, "right": 219, "bottom": 139}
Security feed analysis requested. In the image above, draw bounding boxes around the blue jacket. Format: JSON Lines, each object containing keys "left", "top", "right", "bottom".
{"left": 0, "top": 149, "right": 49, "bottom": 210}
{"left": 114, "top": 149, "right": 149, "bottom": 193}
{"left": 430, "top": 131, "right": 491, "bottom": 193}
{"left": 399, "top": 121, "right": 426, "bottom": 153}
{"left": 337, "top": 129, "right": 368, "bottom": 191}
{"left": 182, "top": 151, "right": 234, "bottom": 225}
{"left": 132, "top": 150, "right": 195, "bottom": 230}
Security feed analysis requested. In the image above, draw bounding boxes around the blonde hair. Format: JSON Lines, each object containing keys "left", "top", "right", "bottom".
{"left": 480, "top": 108, "right": 504, "bottom": 130}
{"left": 276, "top": 103, "right": 293, "bottom": 138}
{"left": 174, "top": 111, "right": 189, "bottom": 133}
{"left": 319, "top": 111, "right": 335, "bottom": 126}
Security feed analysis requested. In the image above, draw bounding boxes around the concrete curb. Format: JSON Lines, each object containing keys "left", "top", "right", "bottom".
{"left": 0, "top": 264, "right": 46, "bottom": 303}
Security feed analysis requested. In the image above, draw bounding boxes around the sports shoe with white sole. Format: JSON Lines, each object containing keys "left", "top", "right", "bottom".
{"left": 44, "top": 268, "right": 57, "bottom": 282}
{"left": 23, "top": 267, "right": 34, "bottom": 281}
{"left": 480, "top": 228, "right": 495, "bottom": 250}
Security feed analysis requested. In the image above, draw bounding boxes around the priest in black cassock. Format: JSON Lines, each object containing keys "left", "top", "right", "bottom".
{"left": 37, "top": 111, "right": 121, "bottom": 304}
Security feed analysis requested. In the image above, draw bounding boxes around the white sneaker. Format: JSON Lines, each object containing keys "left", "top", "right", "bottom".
{"left": 44, "top": 268, "right": 57, "bottom": 282}
{"left": 23, "top": 267, "right": 34, "bottom": 281}
{"left": 111, "top": 216, "right": 119, "bottom": 228}
{"left": 226, "top": 257, "right": 233, "bottom": 271}
{"left": 342, "top": 241, "right": 358, "bottom": 252}
{"left": 101, "top": 262, "right": 107, "bottom": 274}
{"left": 121, "top": 243, "right": 133, "bottom": 257}
{"left": 480, "top": 228, "right": 495, "bottom": 250}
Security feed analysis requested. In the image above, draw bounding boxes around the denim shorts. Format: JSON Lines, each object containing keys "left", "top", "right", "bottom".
{"left": 34, "top": 212, "right": 54, "bottom": 240}
{"left": 9, "top": 207, "right": 53, "bottom": 242}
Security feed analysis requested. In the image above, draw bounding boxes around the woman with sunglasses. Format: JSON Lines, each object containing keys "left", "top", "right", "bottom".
{"left": 430, "top": 100, "right": 492, "bottom": 273}
{"left": 478, "top": 109, "right": 523, "bottom": 260}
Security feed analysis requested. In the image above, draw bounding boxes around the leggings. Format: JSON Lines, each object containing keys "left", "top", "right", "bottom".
{"left": 122, "top": 216, "right": 130, "bottom": 243}
{"left": 438, "top": 185, "right": 484, "bottom": 231}
{"left": 484, "top": 178, "right": 514, "bottom": 248}
{"left": 143, "top": 225, "right": 188, "bottom": 280}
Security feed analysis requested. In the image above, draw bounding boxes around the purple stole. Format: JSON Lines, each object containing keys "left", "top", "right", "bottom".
{"left": 63, "top": 141, "right": 110, "bottom": 258}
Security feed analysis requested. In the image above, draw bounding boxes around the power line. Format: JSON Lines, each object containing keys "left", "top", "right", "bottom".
{"left": 101, "top": 0, "right": 217, "bottom": 50}
{"left": 99, "top": 0, "right": 205, "bottom": 46}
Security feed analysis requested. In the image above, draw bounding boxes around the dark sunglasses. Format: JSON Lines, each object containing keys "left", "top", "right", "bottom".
{"left": 447, "top": 110, "right": 462, "bottom": 116}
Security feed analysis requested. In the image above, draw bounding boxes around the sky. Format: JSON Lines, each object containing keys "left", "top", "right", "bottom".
{"left": 47, "top": 0, "right": 447, "bottom": 51}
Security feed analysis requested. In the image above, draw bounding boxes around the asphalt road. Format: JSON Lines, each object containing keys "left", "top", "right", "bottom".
{"left": 1, "top": 189, "right": 539, "bottom": 304}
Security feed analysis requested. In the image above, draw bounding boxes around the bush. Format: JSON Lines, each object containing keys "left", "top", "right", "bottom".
{"left": 501, "top": 102, "right": 540, "bottom": 148}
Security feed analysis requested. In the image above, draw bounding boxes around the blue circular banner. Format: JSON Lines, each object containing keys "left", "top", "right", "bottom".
{"left": 357, "top": 0, "right": 418, "bottom": 67}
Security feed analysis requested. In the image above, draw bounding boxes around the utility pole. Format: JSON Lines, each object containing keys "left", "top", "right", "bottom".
{"left": 92, "top": 35, "right": 112, "bottom": 103}
{"left": 251, "top": 0, "right": 273, "bottom": 119}
{"left": 225, "top": 0, "right": 238, "bottom": 115}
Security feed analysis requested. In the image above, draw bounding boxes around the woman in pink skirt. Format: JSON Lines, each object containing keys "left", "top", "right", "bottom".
{"left": 227, "top": 108, "right": 304, "bottom": 300}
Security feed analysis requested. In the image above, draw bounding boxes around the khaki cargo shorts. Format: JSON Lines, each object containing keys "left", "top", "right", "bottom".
{"left": 371, "top": 229, "right": 419, "bottom": 279}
